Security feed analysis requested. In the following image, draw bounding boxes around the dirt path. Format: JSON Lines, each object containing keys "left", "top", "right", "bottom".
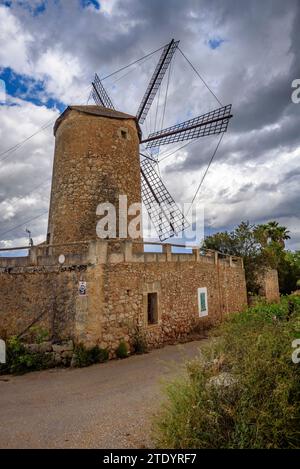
{"left": 0, "top": 340, "right": 206, "bottom": 449}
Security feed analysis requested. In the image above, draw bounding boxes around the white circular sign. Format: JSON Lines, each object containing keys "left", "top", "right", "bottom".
{"left": 58, "top": 254, "right": 65, "bottom": 264}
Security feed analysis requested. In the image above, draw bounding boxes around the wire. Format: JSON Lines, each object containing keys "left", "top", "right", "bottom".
{"left": 86, "top": 90, "right": 92, "bottom": 104}
{"left": 0, "top": 44, "right": 165, "bottom": 163}
{"left": 100, "top": 44, "right": 165, "bottom": 82}
{"left": 178, "top": 47, "right": 223, "bottom": 107}
{"left": 107, "top": 51, "right": 158, "bottom": 87}
{"left": 186, "top": 133, "right": 224, "bottom": 217}
{"left": 0, "top": 83, "right": 91, "bottom": 164}
{"left": 0, "top": 119, "right": 53, "bottom": 162}
{"left": 161, "top": 48, "right": 173, "bottom": 130}
{"left": 0, "top": 43, "right": 166, "bottom": 168}
{"left": 107, "top": 67, "right": 137, "bottom": 86}
{"left": 158, "top": 139, "right": 197, "bottom": 163}
{"left": 0, "top": 210, "right": 48, "bottom": 238}
{"left": 154, "top": 81, "right": 161, "bottom": 133}
{"left": 1, "top": 178, "right": 51, "bottom": 208}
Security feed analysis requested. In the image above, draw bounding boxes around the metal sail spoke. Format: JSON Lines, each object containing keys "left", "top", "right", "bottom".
{"left": 136, "top": 39, "right": 179, "bottom": 124}
{"left": 92, "top": 73, "right": 115, "bottom": 109}
{"left": 140, "top": 159, "right": 189, "bottom": 241}
{"left": 141, "top": 104, "right": 232, "bottom": 148}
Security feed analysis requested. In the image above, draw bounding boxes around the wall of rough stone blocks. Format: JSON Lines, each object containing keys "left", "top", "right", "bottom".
{"left": 0, "top": 241, "right": 248, "bottom": 354}
{"left": 0, "top": 264, "right": 84, "bottom": 340}
{"left": 98, "top": 253, "right": 247, "bottom": 352}
{"left": 258, "top": 269, "right": 280, "bottom": 303}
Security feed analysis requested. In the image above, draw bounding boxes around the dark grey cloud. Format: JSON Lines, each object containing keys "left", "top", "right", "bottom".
{"left": 0, "top": 0, "right": 300, "bottom": 248}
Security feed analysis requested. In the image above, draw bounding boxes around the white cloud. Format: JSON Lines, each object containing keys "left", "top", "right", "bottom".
{"left": 0, "top": 97, "right": 57, "bottom": 246}
{"left": 0, "top": 0, "right": 299, "bottom": 250}
{"left": 0, "top": 5, "right": 33, "bottom": 74}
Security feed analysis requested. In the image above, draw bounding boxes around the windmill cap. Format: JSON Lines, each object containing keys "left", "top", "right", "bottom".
{"left": 53, "top": 105, "right": 141, "bottom": 138}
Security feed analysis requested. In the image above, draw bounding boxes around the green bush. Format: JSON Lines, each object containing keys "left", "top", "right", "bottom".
{"left": 0, "top": 336, "right": 53, "bottom": 375}
{"left": 132, "top": 328, "right": 148, "bottom": 355}
{"left": 116, "top": 340, "right": 129, "bottom": 359}
{"left": 73, "top": 344, "right": 109, "bottom": 367}
{"left": 154, "top": 296, "right": 300, "bottom": 449}
{"left": 27, "top": 325, "right": 50, "bottom": 344}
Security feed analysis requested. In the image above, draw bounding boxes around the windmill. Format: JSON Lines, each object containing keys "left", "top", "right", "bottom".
{"left": 91, "top": 39, "right": 232, "bottom": 242}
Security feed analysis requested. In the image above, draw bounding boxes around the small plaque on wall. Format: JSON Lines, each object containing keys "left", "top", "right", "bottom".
{"left": 198, "top": 287, "right": 208, "bottom": 317}
{"left": 78, "top": 281, "right": 87, "bottom": 296}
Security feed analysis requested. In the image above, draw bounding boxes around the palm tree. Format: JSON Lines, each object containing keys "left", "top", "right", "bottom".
{"left": 265, "top": 221, "right": 290, "bottom": 247}
{"left": 254, "top": 221, "right": 290, "bottom": 248}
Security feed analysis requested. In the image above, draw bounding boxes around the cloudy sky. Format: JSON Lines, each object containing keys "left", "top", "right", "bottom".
{"left": 0, "top": 0, "right": 299, "bottom": 250}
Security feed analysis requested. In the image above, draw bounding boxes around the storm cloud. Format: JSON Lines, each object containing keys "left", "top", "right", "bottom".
{"left": 0, "top": 0, "right": 299, "bottom": 249}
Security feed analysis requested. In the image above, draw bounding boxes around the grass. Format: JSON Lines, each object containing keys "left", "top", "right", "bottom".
{"left": 154, "top": 296, "right": 300, "bottom": 449}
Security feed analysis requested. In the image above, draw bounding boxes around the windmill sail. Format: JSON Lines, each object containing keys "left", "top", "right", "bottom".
{"left": 136, "top": 39, "right": 179, "bottom": 124}
{"left": 141, "top": 104, "right": 232, "bottom": 148}
{"left": 140, "top": 159, "right": 189, "bottom": 241}
{"left": 92, "top": 73, "right": 115, "bottom": 109}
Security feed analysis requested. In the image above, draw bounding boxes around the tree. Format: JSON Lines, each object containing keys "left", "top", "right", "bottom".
{"left": 203, "top": 220, "right": 289, "bottom": 294}
{"left": 254, "top": 221, "right": 290, "bottom": 248}
{"left": 278, "top": 251, "right": 300, "bottom": 294}
{"left": 204, "top": 221, "right": 265, "bottom": 294}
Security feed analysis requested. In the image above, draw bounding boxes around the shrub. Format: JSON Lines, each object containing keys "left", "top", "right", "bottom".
{"left": 154, "top": 297, "right": 300, "bottom": 449}
{"left": 0, "top": 336, "right": 53, "bottom": 375}
{"left": 73, "top": 344, "right": 109, "bottom": 367}
{"left": 132, "top": 328, "right": 148, "bottom": 355}
{"left": 116, "top": 340, "right": 129, "bottom": 359}
{"left": 27, "top": 325, "right": 50, "bottom": 344}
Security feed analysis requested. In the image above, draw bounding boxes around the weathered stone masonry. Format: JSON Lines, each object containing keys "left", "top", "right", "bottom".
{"left": 0, "top": 240, "right": 247, "bottom": 352}
{"left": 0, "top": 105, "right": 251, "bottom": 354}
{"left": 258, "top": 269, "right": 280, "bottom": 303}
{"left": 47, "top": 106, "right": 142, "bottom": 252}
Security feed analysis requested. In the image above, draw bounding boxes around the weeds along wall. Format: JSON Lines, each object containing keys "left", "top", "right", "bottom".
{"left": 0, "top": 240, "right": 248, "bottom": 353}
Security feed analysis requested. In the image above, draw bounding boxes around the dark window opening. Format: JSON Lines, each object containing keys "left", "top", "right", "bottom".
{"left": 147, "top": 292, "right": 158, "bottom": 325}
{"left": 121, "top": 130, "right": 127, "bottom": 139}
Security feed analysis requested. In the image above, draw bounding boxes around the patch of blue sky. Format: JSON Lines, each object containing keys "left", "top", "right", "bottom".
{"left": 80, "top": 0, "right": 100, "bottom": 10}
{"left": 208, "top": 37, "right": 225, "bottom": 50}
{"left": 0, "top": 67, "right": 65, "bottom": 112}
{"left": 0, "top": 0, "right": 46, "bottom": 16}
{"left": 0, "top": 1, "right": 12, "bottom": 7}
{"left": 0, "top": 249, "right": 29, "bottom": 258}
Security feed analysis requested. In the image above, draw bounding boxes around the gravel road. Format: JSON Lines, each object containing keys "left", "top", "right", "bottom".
{"left": 0, "top": 340, "right": 205, "bottom": 449}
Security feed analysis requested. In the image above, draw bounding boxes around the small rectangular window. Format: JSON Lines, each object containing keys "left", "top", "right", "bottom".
{"left": 198, "top": 287, "right": 208, "bottom": 317}
{"left": 147, "top": 292, "right": 158, "bottom": 325}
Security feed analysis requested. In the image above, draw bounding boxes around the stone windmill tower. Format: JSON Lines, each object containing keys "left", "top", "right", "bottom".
{"left": 47, "top": 105, "right": 142, "bottom": 249}
{"left": 47, "top": 39, "right": 232, "bottom": 249}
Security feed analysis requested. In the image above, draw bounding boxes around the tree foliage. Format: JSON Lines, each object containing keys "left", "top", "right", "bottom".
{"left": 203, "top": 220, "right": 293, "bottom": 294}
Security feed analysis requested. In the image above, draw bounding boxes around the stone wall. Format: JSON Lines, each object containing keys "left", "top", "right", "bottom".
{"left": 0, "top": 241, "right": 248, "bottom": 354}
{"left": 0, "top": 263, "right": 84, "bottom": 340}
{"left": 258, "top": 269, "right": 280, "bottom": 303}
{"left": 93, "top": 243, "right": 247, "bottom": 351}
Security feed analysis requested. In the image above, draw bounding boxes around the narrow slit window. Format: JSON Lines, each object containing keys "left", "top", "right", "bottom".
{"left": 147, "top": 292, "right": 158, "bottom": 325}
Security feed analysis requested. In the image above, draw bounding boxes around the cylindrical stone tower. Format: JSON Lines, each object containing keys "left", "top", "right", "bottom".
{"left": 47, "top": 106, "right": 142, "bottom": 250}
